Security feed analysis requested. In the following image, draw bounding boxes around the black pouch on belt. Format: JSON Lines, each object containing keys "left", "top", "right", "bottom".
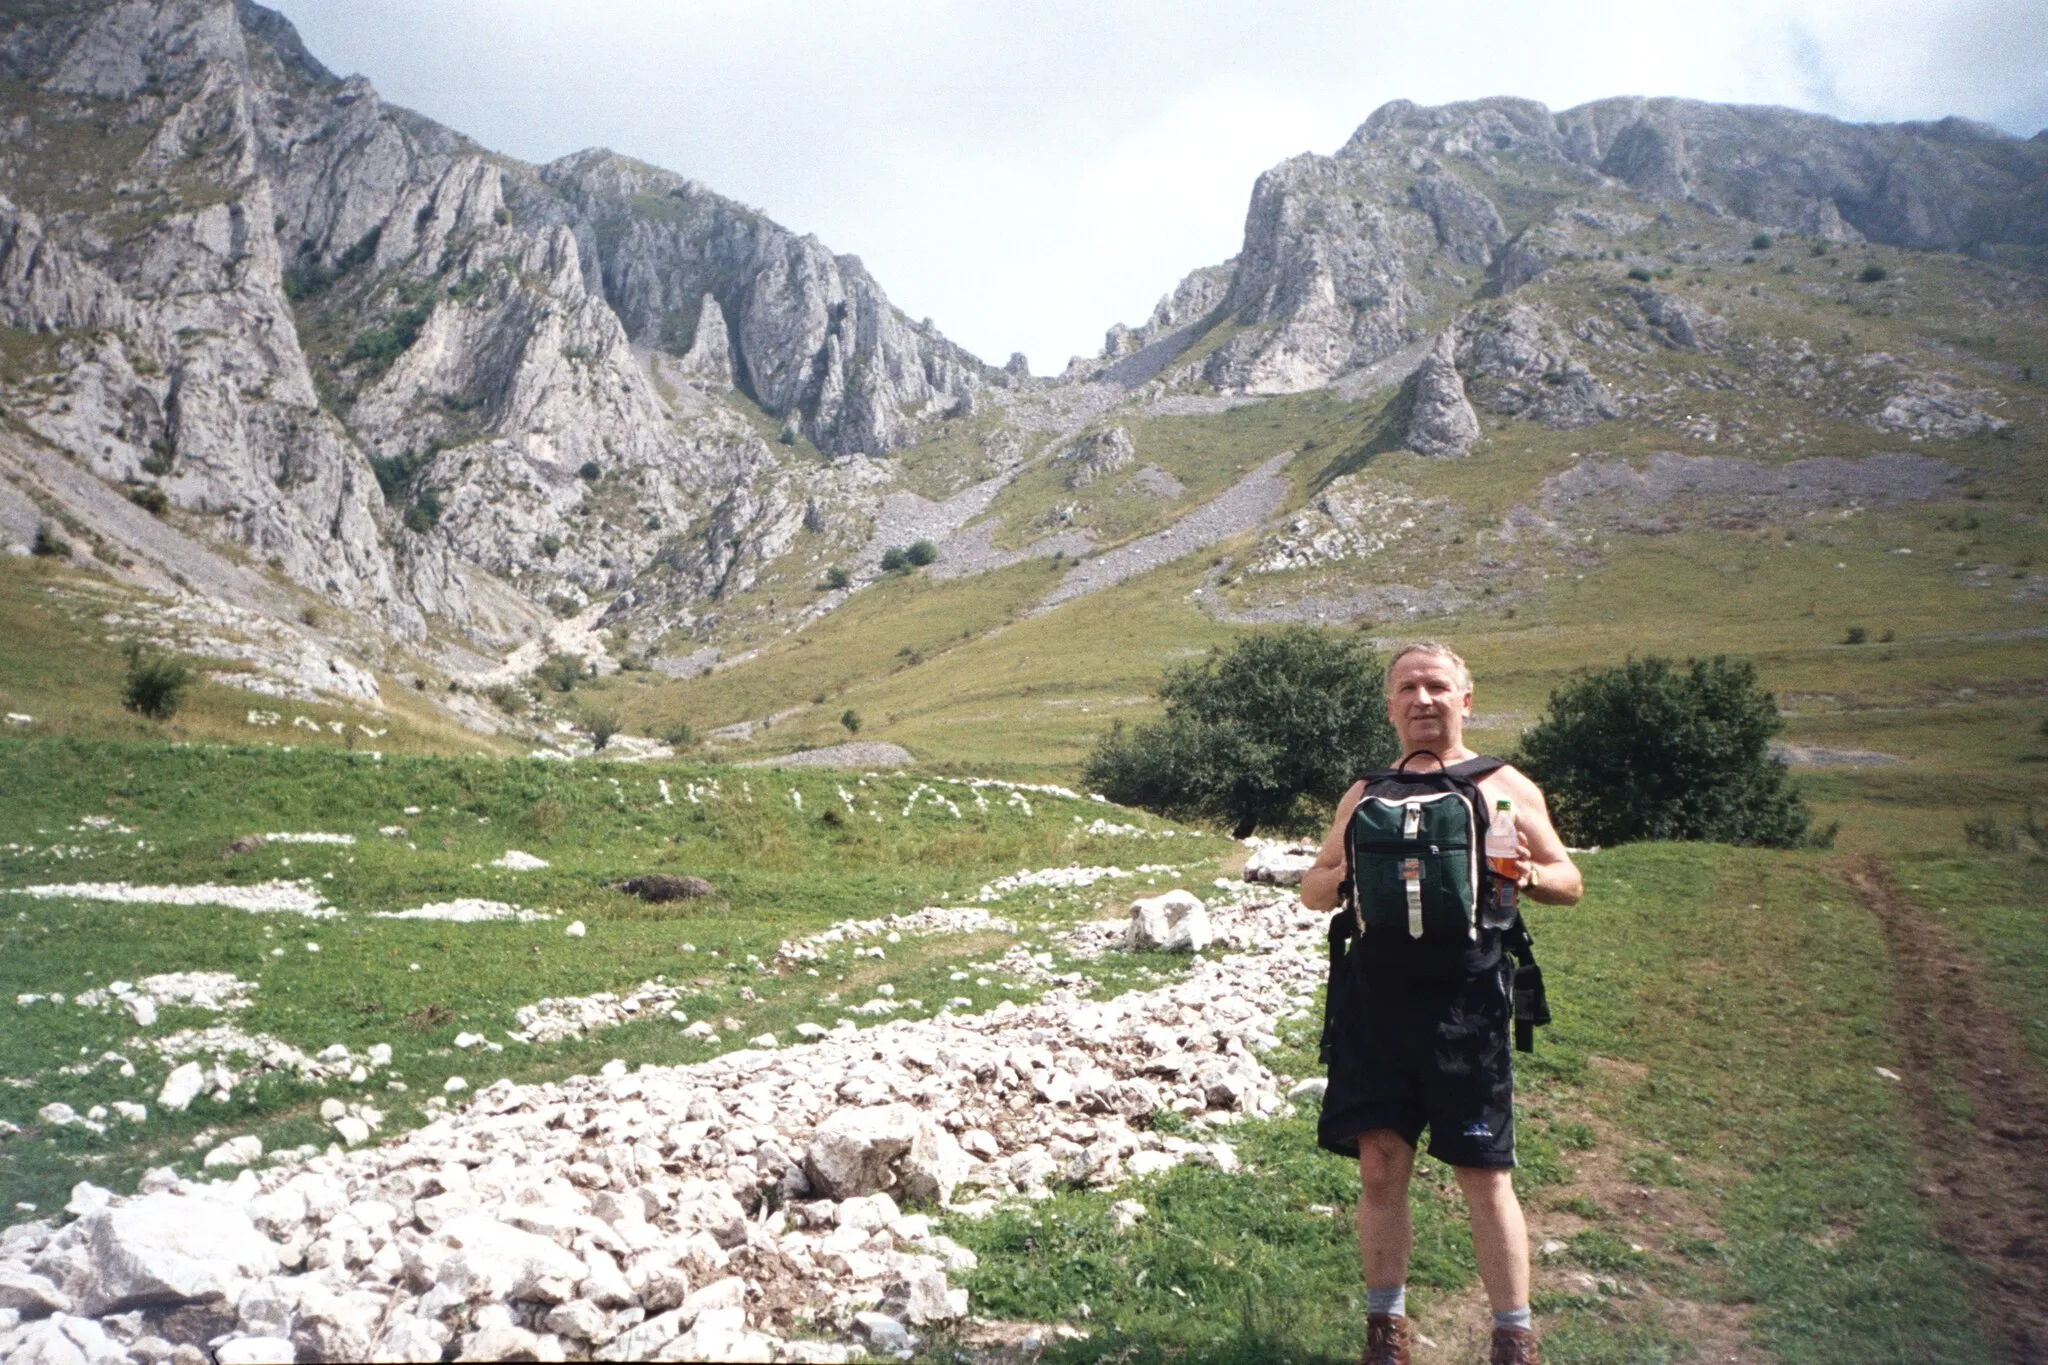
{"left": 1513, "top": 961, "right": 1550, "bottom": 1053}
{"left": 1318, "top": 886, "right": 1356, "bottom": 1066}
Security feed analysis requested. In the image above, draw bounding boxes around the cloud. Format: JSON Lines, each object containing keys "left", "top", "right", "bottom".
{"left": 269, "top": 0, "right": 2047, "bottom": 369}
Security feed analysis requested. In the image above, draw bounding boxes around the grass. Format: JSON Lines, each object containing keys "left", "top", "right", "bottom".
{"left": 0, "top": 737, "right": 1222, "bottom": 1217}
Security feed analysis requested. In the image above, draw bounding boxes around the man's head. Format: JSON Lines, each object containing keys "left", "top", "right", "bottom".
{"left": 1385, "top": 641, "right": 1473, "bottom": 759}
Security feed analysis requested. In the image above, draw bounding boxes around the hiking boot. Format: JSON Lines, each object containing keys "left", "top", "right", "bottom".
{"left": 1361, "top": 1313, "right": 1410, "bottom": 1365}
{"left": 1489, "top": 1325, "right": 1540, "bottom": 1365}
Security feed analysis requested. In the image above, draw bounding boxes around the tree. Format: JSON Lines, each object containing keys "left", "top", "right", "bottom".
{"left": 841, "top": 709, "right": 861, "bottom": 734}
{"left": 1082, "top": 628, "right": 1398, "bottom": 836}
{"left": 121, "top": 642, "right": 191, "bottom": 721}
{"left": 1516, "top": 655, "right": 1813, "bottom": 848}
{"left": 586, "top": 710, "right": 621, "bottom": 751}
{"left": 534, "top": 652, "right": 584, "bottom": 693}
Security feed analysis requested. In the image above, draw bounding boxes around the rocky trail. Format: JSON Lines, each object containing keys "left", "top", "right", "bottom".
{"left": 0, "top": 881, "right": 1331, "bottom": 1364}
{"left": 1850, "top": 856, "right": 2048, "bottom": 1362}
{"left": 1034, "top": 452, "right": 1297, "bottom": 612}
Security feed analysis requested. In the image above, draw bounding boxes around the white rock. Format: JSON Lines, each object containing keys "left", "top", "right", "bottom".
{"left": 834, "top": 1193, "right": 900, "bottom": 1232}
{"left": 748, "top": 1033, "right": 778, "bottom": 1049}
{"left": 565, "top": 921, "right": 586, "bottom": 938}
{"left": 65, "top": 1183, "right": 112, "bottom": 1217}
{"left": 372, "top": 1317, "right": 452, "bottom": 1363}
{"left": 445, "top": 1076, "right": 469, "bottom": 1093}
{"left": 457, "top": 1323, "right": 541, "bottom": 1360}
{"left": 36, "top": 1103, "right": 77, "bottom": 1128}
{"left": 331, "top": 1116, "right": 371, "bottom": 1146}
{"left": 156, "top": 1062, "right": 205, "bottom": 1112}
{"left": 432, "top": 1214, "right": 588, "bottom": 1304}
{"left": 213, "top": 1338, "right": 295, "bottom": 1365}
{"left": 1126, "top": 890, "right": 1213, "bottom": 953}
{"left": 203, "top": 1136, "right": 263, "bottom": 1169}
{"left": 853, "top": 1311, "right": 912, "bottom": 1355}
{"left": 1286, "top": 1077, "right": 1329, "bottom": 1103}
{"left": 804, "top": 1105, "right": 919, "bottom": 1199}
{"left": 109, "top": 1102, "right": 146, "bottom": 1123}
{"left": 71, "top": 1193, "right": 281, "bottom": 1314}
{"left": 1110, "top": 1199, "right": 1147, "bottom": 1232}
{"left": 0, "top": 1266, "right": 72, "bottom": 1314}
{"left": 542, "top": 1299, "right": 609, "bottom": 1341}
{"left": 894, "top": 1268, "right": 968, "bottom": 1324}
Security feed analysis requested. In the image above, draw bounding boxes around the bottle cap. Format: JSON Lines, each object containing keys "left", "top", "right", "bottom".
{"left": 1495, "top": 798, "right": 1511, "bottom": 810}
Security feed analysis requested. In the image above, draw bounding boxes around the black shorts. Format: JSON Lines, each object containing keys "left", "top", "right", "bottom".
{"left": 1317, "top": 955, "right": 1517, "bottom": 1169}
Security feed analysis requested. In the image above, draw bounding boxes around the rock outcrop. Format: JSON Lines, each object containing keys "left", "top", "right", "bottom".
{"left": 1090, "top": 94, "right": 2046, "bottom": 398}
{"left": 1402, "top": 331, "right": 1481, "bottom": 457}
{"left": 0, "top": 0, "right": 991, "bottom": 655}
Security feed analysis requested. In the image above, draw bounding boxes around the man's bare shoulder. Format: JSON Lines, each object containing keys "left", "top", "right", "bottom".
{"left": 1476, "top": 761, "right": 1550, "bottom": 806}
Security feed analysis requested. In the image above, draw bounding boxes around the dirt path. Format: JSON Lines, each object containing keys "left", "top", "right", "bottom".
{"left": 1848, "top": 854, "right": 2048, "bottom": 1362}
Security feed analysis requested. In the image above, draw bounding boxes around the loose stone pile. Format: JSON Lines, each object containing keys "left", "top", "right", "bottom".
{"left": 0, "top": 885, "right": 1330, "bottom": 1363}
{"left": 774, "top": 908, "right": 1018, "bottom": 968}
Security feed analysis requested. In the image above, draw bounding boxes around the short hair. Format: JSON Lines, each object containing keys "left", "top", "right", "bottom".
{"left": 1386, "top": 640, "right": 1472, "bottom": 694}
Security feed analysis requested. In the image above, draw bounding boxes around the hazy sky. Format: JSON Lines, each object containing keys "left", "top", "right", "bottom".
{"left": 269, "top": 0, "right": 2048, "bottom": 372}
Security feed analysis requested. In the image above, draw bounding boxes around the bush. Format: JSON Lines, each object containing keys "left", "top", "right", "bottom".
{"left": 127, "top": 484, "right": 168, "bottom": 515}
{"left": 1859, "top": 264, "right": 1889, "bottom": 283}
{"left": 1516, "top": 655, "right": 1812, "bottom": 848}
{"left": 534, "top": 652, "right": 584, "bottom": 693}
{"left": 1843, "top": 626, "right": 1867, "bottom": 645}
{"left": 1082, "top": 627, "right": 1398, "bottom": 836}
{"left": 822, "top": 565, "right": 850, "bottom": 590}
{"left": 1964, "top": 809, "right": 2044, "bottom": 854}
{"left": 905, "top": 540, "right": 938, "bottom": 567}
{"left": 586, "top": 710, "right": 621, "bottom": 751}
{"left": 1627, "top": 266, "right": 1654, "bottom": 282}
{"left": 880, "top": 547, "right": 910, "bottom": 572}
{"left": 484, "top": 682, "right": 527, "bottom": 714}
{"left": 1751, "top": 233, "right": 1774, "bottom": 250}
{"left": 121, "top": 643, "right": 191, "bottom": 721}
{"left": 663, "top": 723, "right": 696, "bottom": 748}
{"left": 31, "top": 522, "right": 70, "bottom": 558}
{"left": 841, "top": 709, "right": 861, "bottom": 734}
{"left": 578, "top": 462, "right": 602, "bottom": 481}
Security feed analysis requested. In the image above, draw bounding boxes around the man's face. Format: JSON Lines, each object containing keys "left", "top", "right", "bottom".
{"left": 1386, "top": 653, "right": 1472, "bottom": 754}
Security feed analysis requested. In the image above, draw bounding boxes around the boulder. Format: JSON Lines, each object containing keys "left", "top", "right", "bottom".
{"left": 1242, "top": 839, "right": 1320, "bottom": 887}
{"left": 614, "top": 875, "right": 716, "bottom": 904}
{"left": 69, "top": 1195, "right": 280, "bottom": 1315}
{"left": 431, "top": 1215, "right": 588, "bottom": 1304}
{"left": 1126, "top": 891, "right": 1213, "bottom": 953}
{"left": 1403, "top": 331, "right": 1481, "bottom": 459}
{"left": 156, "top": 1063, "right": 205, "bottom": 1113}
{"left": 213, "top": 1339, "right": 295, "bottom": 1365}
{"left": 0, "top": 1266, "right": 72, "bottom": 1314}
{"left": 804, "top": 1106, "right": 919, "bottom": 1199}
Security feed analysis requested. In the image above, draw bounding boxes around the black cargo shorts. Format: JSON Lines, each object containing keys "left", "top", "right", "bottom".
{"left": 1316, "top": 953, "right": 1517, "bottom": 1169}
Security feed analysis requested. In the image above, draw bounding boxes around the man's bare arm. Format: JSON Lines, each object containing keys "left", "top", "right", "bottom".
{"left": 1494, "top": 767, "right": 1582, "bottom": 905}
{"left": 1299, "top": 781, "right": 1365, "bottom": 912}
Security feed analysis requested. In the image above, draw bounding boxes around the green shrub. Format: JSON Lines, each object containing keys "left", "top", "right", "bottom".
{"left": 586, "top": 710, "right": 622, "bottom": 751}
{"left": 121, "top": 643, "right": 191, "bottom": 721}
{"left": 344, "top": 298, "right": 433, "bottom": 367}
{"left": 822, "top": 566, "right": 850, "bottom": 590}
{"left": 534, "top": 652, "right": 584, "bottom": 693}
{"left": 1516, "top": 655, "right": 1812, "bottom": 848}
{"left": 578, "top": 461, "right": 602, "bottom": 481}
{"left": 401, "top": 488, "right": 441, "bottom": 534}
{"left": 484, "top": 683, "right": 527, "bottom": 714}
{"left": 1082, "top": 627, "right": 1397, "bottom": 836}
{"left": 1627, "top": 266, "right": 1654, "bottom": 282}
{"left": 126, "top": 484, "right": 168, "bottom": 515}
{"left": 1859, "top": 264, "right": 1889, "bottom": 283}
{"left": 30, "top": 523, "right": 70, "bottom": 558}
{"left": 663, "top": 723, "right": 696, "bottom": 748}
{"left": 841, "top": 709, "right": 861, "bottom": 734}
{"left": 537, "top": 535, "right": 562, "bottom": 559}
{"left": 880, "top": 547, "right": 910, "bottom": 572}
{"left": 1751, "top": 233, "right": 1774, "bottom": 250}
{"left": 905, "top": 539, "right": 938, "bottom": 567}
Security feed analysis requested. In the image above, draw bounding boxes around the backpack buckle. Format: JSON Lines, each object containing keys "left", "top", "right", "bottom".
{"left": 1402, "top": 805, "right": 1421, "bottom": 839}
{"left": 1401, "top": 858, "right": 1424, "bottom": 938}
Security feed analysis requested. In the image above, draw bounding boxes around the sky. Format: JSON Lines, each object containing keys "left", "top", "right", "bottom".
{"left": 268, "top": 0, "right": 2048, "bottom": 373}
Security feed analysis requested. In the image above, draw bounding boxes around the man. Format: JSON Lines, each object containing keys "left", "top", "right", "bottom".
{"left": 1301, "top": 642, "right": 1583, "bottom": 1365}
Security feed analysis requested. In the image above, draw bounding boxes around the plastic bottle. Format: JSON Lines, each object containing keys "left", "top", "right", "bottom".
{"left": 1485, "top": 797, "right": 1522, "bottom": 918}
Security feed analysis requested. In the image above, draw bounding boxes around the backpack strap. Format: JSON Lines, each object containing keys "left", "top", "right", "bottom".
{"left": 1444, "top": 754, "right": 1507, "bottom": 781}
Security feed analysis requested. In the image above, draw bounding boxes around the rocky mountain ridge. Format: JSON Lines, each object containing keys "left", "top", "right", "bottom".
{"left": 0, "top": 0, "right": 2042, "bottom": 737}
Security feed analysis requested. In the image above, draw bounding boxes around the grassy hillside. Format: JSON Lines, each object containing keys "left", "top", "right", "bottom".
{"left": 1, "top": 736, "right": 2040, "bottom": 1360}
